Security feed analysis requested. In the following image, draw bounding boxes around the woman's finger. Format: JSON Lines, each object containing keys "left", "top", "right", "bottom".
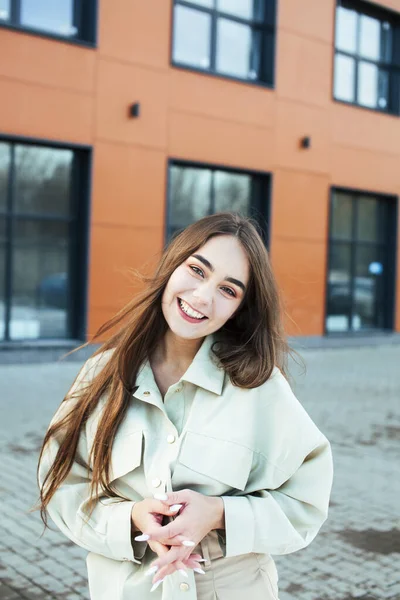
{"left": 151, "top": 562, "right": 178, "bottom": 585}
{"left": 151, "top": 545, "right": 191, "bottom": 573}
{"left": 148, "top": 498, "right": 184, "bottom": 517}
{"left": 148, "top": 540, "right": 169, "bottom": 558}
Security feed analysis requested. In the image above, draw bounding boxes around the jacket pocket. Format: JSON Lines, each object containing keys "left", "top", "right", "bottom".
{"left": 109, "top": 430, "right": 143, "bottom": 482}
{"left": 178, "top": 431, "right": 253, "bottom": 491}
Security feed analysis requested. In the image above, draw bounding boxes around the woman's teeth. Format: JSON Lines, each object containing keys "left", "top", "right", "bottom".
{"left": 179, "top": 299, "right": 206, "bottom": 320}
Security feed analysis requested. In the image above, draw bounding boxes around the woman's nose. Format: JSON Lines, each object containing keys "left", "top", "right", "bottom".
{"left": 192, "top": 283, "right": 213, "bottom": 306}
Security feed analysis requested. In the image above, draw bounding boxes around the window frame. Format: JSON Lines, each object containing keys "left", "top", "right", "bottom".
{"left": 324, "top": 186, "right": 398, "bottom": 335}
{"left": 0, "top": 134, "right": 92, "bottom": 343}
{"left": 165, "top": 158, "right": 271, "bottom": 246}
{"left": 170, "top": 0, "right": 277, "bottom": 88}
{"left": 0, "top": 0, "right": 98, "bottom": 47}
{"left": 333, "top": 0, "right": 400, "bottom": 116}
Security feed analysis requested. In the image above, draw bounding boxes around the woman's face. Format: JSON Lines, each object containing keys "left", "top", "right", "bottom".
{"left": 161, "top": 235, "right": 250, "bottom": 339}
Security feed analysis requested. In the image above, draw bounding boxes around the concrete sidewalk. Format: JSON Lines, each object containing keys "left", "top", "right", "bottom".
{"left": 1, "top": 344, "right": 399, "bottom": 599}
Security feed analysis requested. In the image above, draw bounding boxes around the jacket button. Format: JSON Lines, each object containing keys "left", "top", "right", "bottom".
{"left": 167, "top": 434, "right": 176, "bottom": 444}
{"left": 180, "top": 583, "right": 190, "bottom": 592}
{"left": 152, "top": 478, "right": 162, "bottom": 488}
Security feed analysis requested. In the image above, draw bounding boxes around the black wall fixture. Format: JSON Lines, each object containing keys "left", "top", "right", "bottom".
{"left": 129, "top": 103, "right": 141, "bottom": 118}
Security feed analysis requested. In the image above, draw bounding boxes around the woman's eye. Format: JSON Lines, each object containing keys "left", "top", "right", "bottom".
{"left": 221, "top": 287, "right": 236, "bottom": 297}
{"left": 189, "top": 265, "right": 204, "bottom": 277}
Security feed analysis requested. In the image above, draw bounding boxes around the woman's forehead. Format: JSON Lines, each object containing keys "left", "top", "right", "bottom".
{"left": 192, "top": 236, "right": 249, "bottom": 283}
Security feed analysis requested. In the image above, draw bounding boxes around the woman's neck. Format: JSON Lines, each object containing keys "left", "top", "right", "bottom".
{"left": 151, "top": 330, "right": 205, "bottom": 374}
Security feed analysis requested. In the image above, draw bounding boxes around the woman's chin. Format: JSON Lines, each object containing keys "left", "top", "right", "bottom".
{"left": 165, "top": 318, "right": 209, "bottom": 340}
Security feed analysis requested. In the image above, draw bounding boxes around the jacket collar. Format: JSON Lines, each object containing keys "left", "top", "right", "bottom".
{"left": 134, "top": 333, "right": 225, "bottom": 400}
{"left": 180, "top": 334, "right": 225, "bottom": 395}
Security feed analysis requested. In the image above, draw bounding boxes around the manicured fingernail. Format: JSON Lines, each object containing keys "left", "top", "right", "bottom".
{"left": 150, "top": 578, "right": 164, "bottom": 592}
{"left": 194, "top": 568, "right": 205, "bottom": 575}
{"left": 154, "top": 493, "right": 168, "bottom": 501}
{"left": 179, "top": 569, "right": 188, "bottom": 577}
{"left": 134, "top": 533, "right": 150, "bottom": 541}
{"left": 145, "top": 566, "right": 159, "bottom": 576}
{"left": 182, "top": 540, "right": 195, "bottom": 547}
{"left": 170, "top": 504, "right": 183, "bottom": 512}
{"left": 197, "top": 559, "right": 207, "bottom": 563}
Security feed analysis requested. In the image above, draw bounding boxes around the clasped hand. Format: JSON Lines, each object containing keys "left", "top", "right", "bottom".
{"left": 131, "top": 489, "right": 224, "bottom": 589}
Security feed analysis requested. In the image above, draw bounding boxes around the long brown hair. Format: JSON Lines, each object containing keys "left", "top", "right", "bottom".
{"left": 35, "top": 212, "right": 298, "bottom": 527}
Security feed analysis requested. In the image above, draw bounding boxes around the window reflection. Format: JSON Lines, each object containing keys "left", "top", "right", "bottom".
{"left": 331, "top": 193, "right": 353, "bottom": 240}
{"left": 358, "top": 61, "right": 378, "bottom": 107}
{"left": 0, "top": 143, "right": 10, "bottom": 212}
{"left": 10, "top": 220, "right": 69, "bottom": 339}
{"left": 217, "top": 0, "right": 265, "bottom": 21}
{"left": 327, "top": 191, "right": 392, "bottom": 333}
{"left": 173, "top": 5, "right": 211, "bottom": 69}
{"left": 359, "top": 15, "right": 392, "bottom": 62}
{"left": 216, "top": 19, "right": 252, "bottom": 78}
{"left": 0, "top": 0, "right": 10, "bottom": 20}
{"left": 14, "top": 145, "right": 73, "bottom": 216}
{"left": 0, "top": 218, "right": 5, "bottom": 339}
{"left": 21, "top": 0, "right": 77, "bottom": 36}
{"left": 168, "top": 164, "right": 267, "bottom": 240}
{"left": 334, "top": 55, "right": 355, "bottom": 102}
{"left": 336, "top": 6, "right": 357, "bottom": 53}
{"left": 169, "top": 166, "right": 212, "bottom": 236}
{"left": 1, "top": 142, "right": 78, "bottom": 340}
{"left": 214, "top": 171, "right": 251, "bottom": 213}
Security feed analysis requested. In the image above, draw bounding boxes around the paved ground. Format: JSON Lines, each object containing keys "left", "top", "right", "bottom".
{"left": 1, "top": 344, "right": 399, "bottom": 600}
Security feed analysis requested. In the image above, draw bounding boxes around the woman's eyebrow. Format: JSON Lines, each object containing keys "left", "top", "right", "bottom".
{"left": 191, "top": 254, "right": 246, "bottom": 292}
{"left": 192, "top": 254, "right": 214, "bottom": 271}
{"left": 225, "top": 277, "right": 246, "bottom": 292}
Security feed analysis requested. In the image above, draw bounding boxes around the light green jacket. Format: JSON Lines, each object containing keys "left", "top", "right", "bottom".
{"left": 38, "top": 335, "right": 334, "bottom": 600}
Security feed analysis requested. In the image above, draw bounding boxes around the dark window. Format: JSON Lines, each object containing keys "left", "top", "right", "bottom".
{"left": 167, "top": 161, "right": 270, "bottom": 243}
{"left": 171, "top": 0, "right": 276, "bottom": 86}
{"left": 326, "top": 189, "right": 397, "bottom": 334}
{"left": 0, "top": 0, "right": 97, "bottom": 45}
{"left": 0, "top": 139, "right": 90, "bottom": 341}
{"left": 334, "top": 0, "right": 400, "bottom": 115}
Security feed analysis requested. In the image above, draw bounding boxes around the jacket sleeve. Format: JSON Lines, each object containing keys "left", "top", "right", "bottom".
{"left": 37, "top": 355, "right": 146, "bottom": 563}
{"left": 221, "top": 432, "right": 333, "bottom": 557}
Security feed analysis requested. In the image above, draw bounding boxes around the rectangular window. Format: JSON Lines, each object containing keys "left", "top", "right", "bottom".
{"left": 0, "top": 139, "right": 90, "bottom": 341}
{"left": 167, "top": 161, "right": 270, "bottom": 243}
{"left": 334, "top": 0, "right": 400, "bottom": 115}
{"left": 326, "top": 189, "right": 397, "bottom": 334}
{"left": 0, "top": 0, "right": 97, "bottom": 45}
{"left": 171, "top": 0, "right": 276, "bottom": 86}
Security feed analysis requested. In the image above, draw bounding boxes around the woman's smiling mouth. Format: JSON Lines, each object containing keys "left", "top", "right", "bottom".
{"left": 177, "top": 298, "right": 208, "bottom": 323}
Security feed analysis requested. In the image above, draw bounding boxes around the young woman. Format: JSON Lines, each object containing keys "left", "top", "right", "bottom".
{"left": 37, "top": 212, "right": 333, "bottom": 600}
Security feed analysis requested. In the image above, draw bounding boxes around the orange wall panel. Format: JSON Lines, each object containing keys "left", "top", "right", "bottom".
{"left": 332, "top": 103, "right": 400, "bottom": 156}
{"left": 0, "top": 29, "right": 95, "bottom": 93}
{"left": 89, "top": 225, "right": 164, "bottom": 310}
{"left": 99, "top": 0, "right": 171, "bottom": 69}
{"left": 278, "top": 0, "right": 335, "bottom": 43}
{"left": 0, "top": 77, "right": 93, "bottom": 143}
{"left": 331, "top": 145, "right": 400, "bottom": 194}
{"left": 272, "top": 170, "right": 330, "bottom": 242}
{"left": 96, "top": 58, "right": 168, "bottom": 148}
{"left": 275, "top": 101, "right": 331, "bottom": 174}
{"left": 277, "top": 31, "right": 332, "bottom": 107}
{"left": 169, "top": 111, "right": 274, "bottom": 172}
{"left": 92, "top": 141, "right": 166, "bottom": 228}
{"left": 169, "top": 69, "right": 276, "bottom": 129}
{"left": 272, "top": 238, "right": 327, "bottom": 336}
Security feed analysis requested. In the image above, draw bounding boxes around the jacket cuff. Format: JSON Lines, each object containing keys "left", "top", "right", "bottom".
{"left": 106, "top": 501, "right": 143, "bottom": 563}
{"left": 222, "top": 496, "right": 254, "bottom": 557}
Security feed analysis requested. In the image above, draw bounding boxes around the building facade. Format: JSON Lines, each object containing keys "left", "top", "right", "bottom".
{"left": 0, "top": 0, "right": 399, "bottom": 342}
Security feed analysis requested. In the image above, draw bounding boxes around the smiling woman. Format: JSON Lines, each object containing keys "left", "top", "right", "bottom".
{"left": 35, "top": 212, "right": 333, "bottom": 600}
